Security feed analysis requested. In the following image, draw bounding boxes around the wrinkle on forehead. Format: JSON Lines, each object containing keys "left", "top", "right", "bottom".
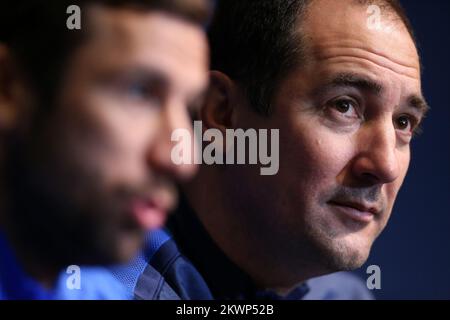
{"left": 314, "top": 40, "right": 419, "bottom": 78}
{"left": 301, "top": 0, "right": 420, "bottom": 77}
{"left": 316, "top": 48, "right": 419, "bottom": 81}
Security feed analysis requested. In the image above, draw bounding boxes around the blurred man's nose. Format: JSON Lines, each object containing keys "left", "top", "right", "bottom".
{"left": 352, "top": 119, "right": 401, "bottom": 185}
{"left": 146, "top": 101, "right": 198, "bottom": 180}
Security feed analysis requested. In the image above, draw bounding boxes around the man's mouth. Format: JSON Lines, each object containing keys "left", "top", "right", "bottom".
{"left": 130, "top": 198, "right": 169, "bottom": 231}
{"left": 328, "top": 200, "right": 380, "bottom": 223}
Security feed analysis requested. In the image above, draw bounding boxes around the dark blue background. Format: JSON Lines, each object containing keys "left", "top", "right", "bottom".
{"left": 356, "top": 0, "right": 450, "bottom": 300}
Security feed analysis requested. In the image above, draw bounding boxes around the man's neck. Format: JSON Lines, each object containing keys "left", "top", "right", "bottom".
{"left": 168, "top": 192, "right": 257, "bottom": 299}
{"left": 170, "top": 183, "right": 311, "bottom": 299}
{"left": 179, "top": 168, "right": 329, "bottom": 294}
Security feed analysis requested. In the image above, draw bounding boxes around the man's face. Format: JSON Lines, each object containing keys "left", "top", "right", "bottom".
{"left": 10, "top": 7, "right": 208, "bottom": 265}
{"left": 230, "top": 1, "right": 425, "bottom": 277}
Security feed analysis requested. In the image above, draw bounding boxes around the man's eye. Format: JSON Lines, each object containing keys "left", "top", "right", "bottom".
{"left": 326, "top": 98, "right": 359, "bottom": 119}
{"left": 126, "top": 83, "right": 150, "bottom": 99}
{"left": 122, "top": 81, "right": 163, "bottom": 107}
{"left": 335, "top": 100, "right": 352, "bottom": 113}
{"left": 395, "top": 115, "right": 414, "bottom": 132}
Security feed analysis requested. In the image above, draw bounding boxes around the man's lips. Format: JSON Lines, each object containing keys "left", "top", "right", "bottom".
{"left": 328, "top": 200, "right": 380, "bottom": 223}
{"left": 130, "top": 198, "right": 168, "bottom": 230}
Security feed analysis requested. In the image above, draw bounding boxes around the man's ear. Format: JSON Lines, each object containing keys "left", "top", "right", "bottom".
{"left": 201, "top": 71, "right": 239, "bottom": 134}
{"left": 0, "top": 44, "right": 26, "bottom": 133}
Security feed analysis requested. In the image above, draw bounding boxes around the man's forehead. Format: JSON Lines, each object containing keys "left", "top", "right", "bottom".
{"left": 301, "top": 0, "right": 420, "bottom": 73}
{"left": 85, "top": 5, "right": 206, "bottom": 52}
{"left": 82, "top": 5, "right": 208, "bottom": 83}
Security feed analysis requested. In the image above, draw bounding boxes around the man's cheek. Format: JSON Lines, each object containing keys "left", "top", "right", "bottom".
{"left": 101, "top": 152, "right": 146, "bottom": 188}
{"left": 305, "top": 132, "right": 354, "bottom": 178}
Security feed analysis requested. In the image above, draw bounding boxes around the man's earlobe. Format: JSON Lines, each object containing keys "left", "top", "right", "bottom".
{"left": 0, "top": 45, "right": 25, "bottom": 132}
{"left": 201, "top": 71, "right": 236, "bottom": 134}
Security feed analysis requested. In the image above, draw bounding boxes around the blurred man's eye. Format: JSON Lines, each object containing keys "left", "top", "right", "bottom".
{"left": 118, "top": 80, "right": 163, "bottom": 107}
{"left": 125, "top": 82, "right": 153, "bottom": 101}
{"left": 97, "top": 70, "right": 168, "bottom": 109}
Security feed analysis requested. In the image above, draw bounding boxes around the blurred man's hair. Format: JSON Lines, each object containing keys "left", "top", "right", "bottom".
{"left": 0, "top": 0, "right": 212, "bottom": 119}
{"left": 208, "top": 0, "right": 416, "bottom": 115}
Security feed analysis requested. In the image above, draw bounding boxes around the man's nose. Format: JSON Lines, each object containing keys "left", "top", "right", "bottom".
{"left": 352, "top": 120, "right": 401, "bottom": 185}
{"left": 146, "top": 102, "right": 198, "bottom": 181}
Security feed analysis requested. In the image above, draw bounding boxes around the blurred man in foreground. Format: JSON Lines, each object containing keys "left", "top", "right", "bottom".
{"left": 0, "top": 0, "right": 210, "bottom": 299}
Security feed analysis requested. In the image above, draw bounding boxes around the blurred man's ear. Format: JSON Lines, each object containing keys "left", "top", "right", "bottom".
{"left": 0, "top": 44, "right": 27, "bottom": 133}
{"left": 201, "top": 71, "right": 240, "bottom": 134}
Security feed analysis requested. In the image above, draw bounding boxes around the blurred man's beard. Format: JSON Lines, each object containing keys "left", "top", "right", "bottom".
{"left": 4, "top": 140, "right": 145, "bottom": 271}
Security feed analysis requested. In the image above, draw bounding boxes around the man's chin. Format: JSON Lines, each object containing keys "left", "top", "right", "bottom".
{"left": 321, "top": 239, "right": 372, "bottom": 271}
{"left": 306, "top": 216, "right": 378, "bottom": 271}
{"left": 307, "top": 230, "right": 373, "bottom": 272}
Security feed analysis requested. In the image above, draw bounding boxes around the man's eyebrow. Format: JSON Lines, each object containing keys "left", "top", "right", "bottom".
{"left": 314, "top": 72, "right": 430, "bottom": 116}
{"left": 318, "top": 72, "right": 384, "bottom": 96}
{"left": 407, "top": 94, "right": 430, "bottom": 118}
{"left": 118, "top": 66, "right": 170, "bottom": 88}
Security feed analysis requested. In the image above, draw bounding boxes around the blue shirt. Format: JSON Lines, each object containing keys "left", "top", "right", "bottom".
{"left": 0, "top": 231, "right": 130, "bottom": 300}
{"left": 110, "top": 230, "right": 180, "bottom": 300}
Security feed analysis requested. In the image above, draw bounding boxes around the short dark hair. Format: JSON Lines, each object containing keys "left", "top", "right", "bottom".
{"left": 208, "top": 0, "right": 416, "bottom": 115}
{"left": 0, "top": 0, "right": 212, "bottom": 119}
